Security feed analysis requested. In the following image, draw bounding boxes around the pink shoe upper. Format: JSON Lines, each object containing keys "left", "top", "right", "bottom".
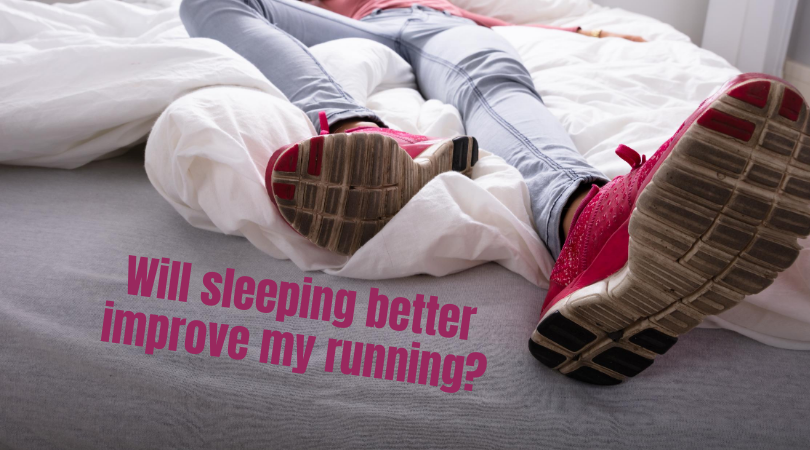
{"left": 322, "top": 111, "right": 446, "bottom": 157}
{"left": 543, "top": 142, "right": 661, "bottom": 315}
{"left": 337, "top": 120, "right": 446, "bottom": 159}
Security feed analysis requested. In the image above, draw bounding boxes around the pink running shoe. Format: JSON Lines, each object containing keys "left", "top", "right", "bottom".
{"left": 266, "top": 112, "right": 478, "bottom": 256}
{"left": 529, "top": 73, "right": 810, "bottom": 385}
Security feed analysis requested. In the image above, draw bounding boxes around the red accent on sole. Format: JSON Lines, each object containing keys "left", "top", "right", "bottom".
{"left": 728, "top": 80, "right": 771, "bottom": 109}
{"left": 779, "top": 88, "right": 803, "bottom": 122}
{"left": 308, "top": 136, "right": 324, "bottom": 176}
{"left": 275, "top": 144, "right": 299, "bottom": 172}
{"left": 697, "top": 108, "right": 756, "bottom": 142}
{"left": 272, "top": 183, "right": 296, "bottom": 200}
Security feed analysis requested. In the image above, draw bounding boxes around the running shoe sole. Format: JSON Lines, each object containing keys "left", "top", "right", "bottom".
{"left": 269, "top": 133, "right": 478, "bottom": 256}
{"left": 529, "top": 75, "right": 810, "bottom": 385}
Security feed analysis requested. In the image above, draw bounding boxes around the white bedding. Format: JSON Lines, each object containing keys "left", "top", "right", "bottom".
{"left": 1, "top": 0, "right": 808, "bottom": 349}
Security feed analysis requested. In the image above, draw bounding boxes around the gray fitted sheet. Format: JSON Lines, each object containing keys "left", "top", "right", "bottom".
{"left": 1, "top": 148, "right": 809, "bottom": 449}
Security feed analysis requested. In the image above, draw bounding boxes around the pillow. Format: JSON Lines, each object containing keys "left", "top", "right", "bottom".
{"left": 448, "top": 0, "right": 594, "bottom": 25}
{"left": 146, "top": 39, "right": 553, "bottom": 285}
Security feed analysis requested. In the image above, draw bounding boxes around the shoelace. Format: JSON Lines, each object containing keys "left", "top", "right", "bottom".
{"left": 566, "top": 144, "right": 647, "bottom": 233}
{"left": 319, "top": 111, "right": 331, "bottom": 136}
{"left": 615, "top": 144, "right": 646, "bottom": 169}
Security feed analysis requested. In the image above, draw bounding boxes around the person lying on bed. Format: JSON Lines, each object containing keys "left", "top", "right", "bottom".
{"left": 180, "top": 0, "right": 810, "bottom": 385}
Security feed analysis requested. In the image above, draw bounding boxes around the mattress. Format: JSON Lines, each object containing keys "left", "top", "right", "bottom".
{"left": 3, "top": 0, "right": 809, "bottom": 346}
{"left": 3, "top": 0, "right": 810, "bottom": 447}
{"left": 1, "top": 150, "right": 809, "bottom": 449}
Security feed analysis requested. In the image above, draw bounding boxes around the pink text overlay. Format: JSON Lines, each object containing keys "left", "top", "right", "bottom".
{"left": 101, "top": 255, "right": 489, "bottom": 393}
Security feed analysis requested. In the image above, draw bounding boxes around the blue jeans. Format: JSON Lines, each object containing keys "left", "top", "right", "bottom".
{"left": 179, "top": 0, "right": 608, "bottom": 258}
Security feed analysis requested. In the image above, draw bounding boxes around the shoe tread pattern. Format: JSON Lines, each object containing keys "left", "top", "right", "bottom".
{"left": 530, "top": 79, "right": 810, "bottom": 384}
{"left": 272, "top": 134, "right": 477, "bottom": 256}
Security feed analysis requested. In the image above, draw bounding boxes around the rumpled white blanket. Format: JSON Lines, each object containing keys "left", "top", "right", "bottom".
{"left": 1, "top": 0, "right": 808, "bottom": 349}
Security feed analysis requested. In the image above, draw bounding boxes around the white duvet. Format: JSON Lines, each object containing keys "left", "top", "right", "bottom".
{"left": 1, "top": 0, "right": 808, "bottom": 349}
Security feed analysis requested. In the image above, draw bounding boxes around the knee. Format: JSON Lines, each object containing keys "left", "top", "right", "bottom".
{"left": 180, "top": 0, "right": 256, "bottom": 36}
{"left": 179, "top": 0, "right": 211, "bottom": 35}
{"left": 451, "top": 47, "right": 537, "bottom": 103}
{"left": 460, "top": 47, "right": 533, "bottom": 85}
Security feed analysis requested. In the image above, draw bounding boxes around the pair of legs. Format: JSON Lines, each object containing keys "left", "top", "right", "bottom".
{"left": 179, "top": 0, "right": 608, "bottom": 257}
{"left": 180, "top": 1, "right": 810, "bottom": 384}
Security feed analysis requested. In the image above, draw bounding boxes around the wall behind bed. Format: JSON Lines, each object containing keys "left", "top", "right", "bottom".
{"left": 592, "top": 0, "right": 710, "bottom": 45}
{"left": 786, "top": 0, "right": 810, "bottom": 100}
{"left": 595, "top": 0, "right": 806, "bottom": 92}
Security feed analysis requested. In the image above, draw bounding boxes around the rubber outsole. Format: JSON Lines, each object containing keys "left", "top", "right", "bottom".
{"left": 530, "top": 77, "right": 810, "bottom": 385}
{"left": 271, "top": 133, "right": 478, "bottom": 256}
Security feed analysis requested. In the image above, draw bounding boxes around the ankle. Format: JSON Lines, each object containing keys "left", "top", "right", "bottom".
{"left": 561, "top": 187, "right": 592, "bottom": 241}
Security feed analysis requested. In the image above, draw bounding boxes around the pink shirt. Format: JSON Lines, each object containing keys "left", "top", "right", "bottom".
{"left": 309, "top": 0, "right": 580, "bottom": 32}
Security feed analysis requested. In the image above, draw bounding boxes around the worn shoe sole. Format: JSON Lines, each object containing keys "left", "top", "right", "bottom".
{"left": 269, "top": 133, "right": 478, "bottom": 256}
{"left": 530, "top": 76, "right": 810, "bottom": 385}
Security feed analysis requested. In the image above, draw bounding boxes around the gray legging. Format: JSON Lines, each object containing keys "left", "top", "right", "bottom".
{"left": 179, "top": 0, "right": 608, "bottom": 257}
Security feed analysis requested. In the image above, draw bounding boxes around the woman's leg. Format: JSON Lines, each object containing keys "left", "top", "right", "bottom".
{"left": 366, "top": 9, "right": 609, "bottom": 257}
{"left": 179, "top": 0, "right": 397, "bottom": 132}
{"left": 180, "top": 1, "right": 479, "bottom": 256}
{"left": 181, "top": 1, "right": 606, "bottom": 256}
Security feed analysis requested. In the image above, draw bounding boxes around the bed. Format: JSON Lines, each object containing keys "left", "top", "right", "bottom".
{"left": 3, "top": 150, "right": 810, "bottom": 448}
{"left": 1, "top": 0, "right": 809, "bottom": 448}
